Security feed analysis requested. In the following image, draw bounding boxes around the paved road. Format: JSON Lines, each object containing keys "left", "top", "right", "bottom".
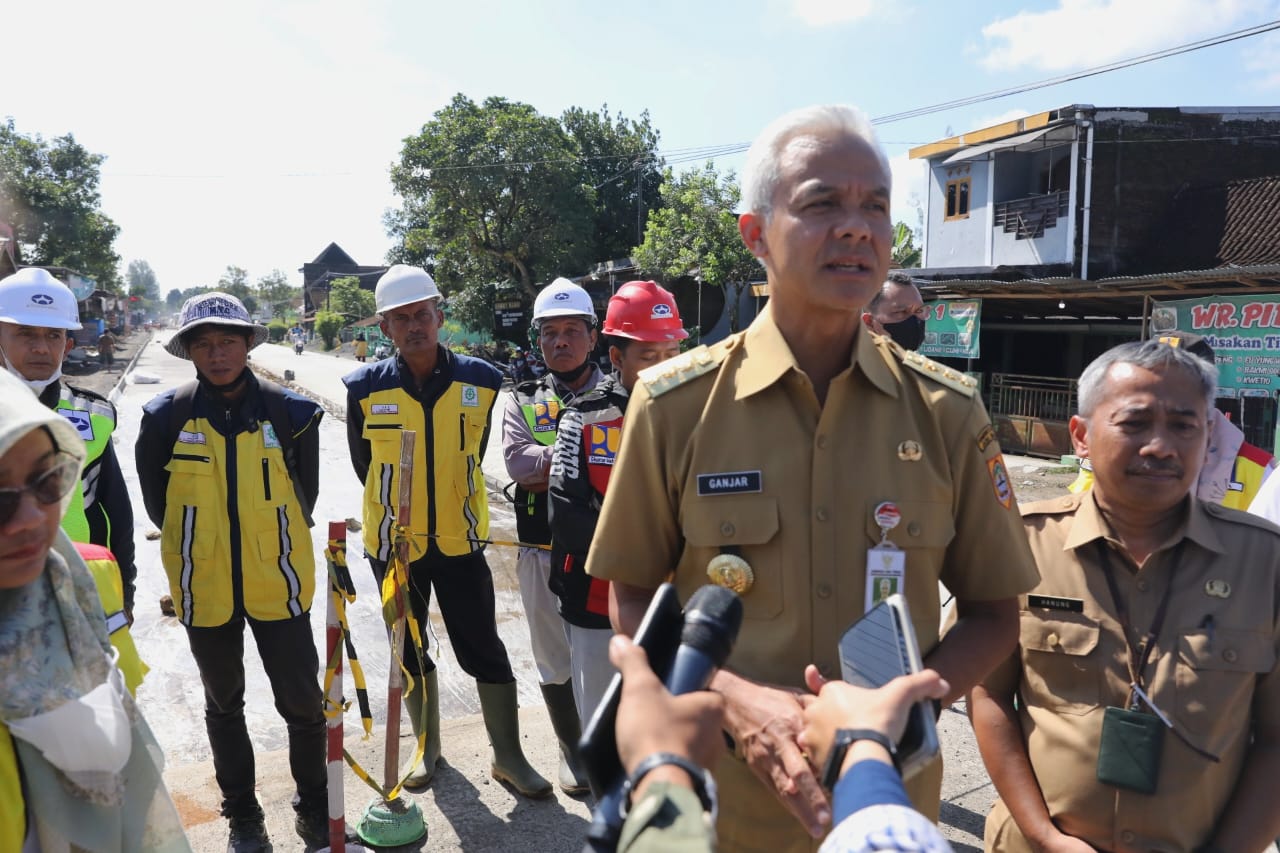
{"left": 118, "top": 334, "right": 1002, "bottom": 851}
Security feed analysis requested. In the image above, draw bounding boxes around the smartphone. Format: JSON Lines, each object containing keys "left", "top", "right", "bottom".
{"left": 837, "top": 594, "right": 940, "bottom": 779}
{"left": 578, "top": 582, "right": 684, "bottom": 798}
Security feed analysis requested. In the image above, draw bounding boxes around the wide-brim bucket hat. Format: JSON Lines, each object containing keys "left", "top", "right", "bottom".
{"left": 165, "top": 292, "right": 269, "bottom": 359}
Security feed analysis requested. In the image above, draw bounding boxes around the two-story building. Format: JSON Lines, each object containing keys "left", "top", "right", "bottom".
{"left": 908, "top": 104, "right": 1280, "bottom": 454}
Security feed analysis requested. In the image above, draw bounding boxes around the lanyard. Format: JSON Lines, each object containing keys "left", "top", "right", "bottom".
{"left": 1094, "top": 539, "right": 1184, "bottom": 696}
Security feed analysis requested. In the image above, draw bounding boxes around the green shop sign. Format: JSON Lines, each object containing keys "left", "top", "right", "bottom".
{"left": 920, "top": 299, "right": 981, "bottom": 359}
{"left": 1152, "top": 295, "right": 1280, "bottom": 397}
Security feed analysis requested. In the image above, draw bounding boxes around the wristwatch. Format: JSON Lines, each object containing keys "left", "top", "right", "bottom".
{"left": 821, "top": 728, "right": 898, "bottom": 790}
{"left": 620, "top": 752, "right": 718, "bottom": 820}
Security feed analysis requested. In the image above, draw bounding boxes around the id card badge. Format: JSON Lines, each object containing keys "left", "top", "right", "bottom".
{"left": 865, "top": 544, "right": 906, "bottom": 613}
{"left": 1097, "top": 706, "right": 1164, "bottom": 794}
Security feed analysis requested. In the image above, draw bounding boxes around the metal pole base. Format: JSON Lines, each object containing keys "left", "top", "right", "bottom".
{"left": 355, "top": 795, "right": 428, "bottom": 847}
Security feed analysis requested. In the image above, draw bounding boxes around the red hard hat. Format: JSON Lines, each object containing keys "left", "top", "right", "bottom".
{"left": 602, "top": 281, "right": 689, "bottom": 342}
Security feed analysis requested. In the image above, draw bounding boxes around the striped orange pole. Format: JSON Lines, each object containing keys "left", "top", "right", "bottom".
{"left": 325, "top": 521, "right": 348, "bottom": 852}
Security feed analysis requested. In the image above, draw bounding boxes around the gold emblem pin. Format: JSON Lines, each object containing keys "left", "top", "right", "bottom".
{"left": 707, "top": 554, "right": 754, "bottom": 594}
{"left": 1205, "top": 579, "right": 1231, "bottom": 599}
{"left": 897, "top": 440, "right": 923, "bottom": 462}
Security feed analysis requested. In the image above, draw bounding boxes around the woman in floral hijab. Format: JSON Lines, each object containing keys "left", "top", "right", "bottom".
{"left": 0, "top": 369, "right": 189, "bottom": 852}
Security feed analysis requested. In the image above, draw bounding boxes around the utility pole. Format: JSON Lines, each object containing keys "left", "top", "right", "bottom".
{"left": 635, "top": 159, "right": 644, "bottom": 245}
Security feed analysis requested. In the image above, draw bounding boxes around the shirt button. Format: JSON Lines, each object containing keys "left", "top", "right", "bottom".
{"left": 816, "top": 583, "right": 832, "bottom": 599}
{"left": 720, "top": 522, "right": 735, "bottom": 537}
{"left": 907, "top": 521, "right": 921, "bottom": 537}
{"left": 1046, "top": 632, "right": 1060, "bottom": 647}
{"left": 1136, "top": 579, "right": 1149, "bottom": 592}
{"left": 1120, "top": 830, "right": 1135, "bottom": 844}
{"left": 1223, "top": 648, "right": 1238, "bottom": 664}
{"left": 816, "top": 434, "right": 829, "bottom": 449}
{"left": 816, "top": 508, "right": 829, "bottom": 522}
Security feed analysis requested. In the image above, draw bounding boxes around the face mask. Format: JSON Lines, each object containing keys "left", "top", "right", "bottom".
{"left": 0, "top": 342, "right": 63, "bottom": 395}
{"left": 882, "top": 315, "right": 926, "bottom": 351}
{"left": 549, "top": 362, "right": 591, "bottom": 384}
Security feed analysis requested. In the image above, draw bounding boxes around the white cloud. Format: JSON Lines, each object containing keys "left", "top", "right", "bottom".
{"left": 979, "top": 0, "right": 1272, "bottom": 72}
{"left": 791, "top": 0, "right": 876, "bottom": 26}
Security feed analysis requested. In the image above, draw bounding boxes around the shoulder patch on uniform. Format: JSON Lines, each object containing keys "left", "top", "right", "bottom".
{"left": 1019, "top": 493, "right": 1082, "bottom": 518}
{"left": 638, "top": 345, "right": 726, "bottom": 398}
{"left": 899, "top": 350, "right": 977, "bottom": 397}
{"left": 1202, "top": 500, "right": 1280, "bottom": 534}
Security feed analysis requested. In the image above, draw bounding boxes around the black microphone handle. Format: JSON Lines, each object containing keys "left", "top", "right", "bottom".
{"left": 664, "top": 646, "right": 721, "bottom": 696}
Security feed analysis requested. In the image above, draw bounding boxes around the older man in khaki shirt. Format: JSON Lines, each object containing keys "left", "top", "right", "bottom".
{"left": 586, "top": 104, "right": 1040, "bottom": 853}
{"left": 971, "top": 340, "right": 1280, "bottom": 853}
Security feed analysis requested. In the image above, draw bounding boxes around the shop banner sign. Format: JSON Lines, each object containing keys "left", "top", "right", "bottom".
{"left": 1152, "top": 295, "right": 1280, "bottom": 397}
{"left": 920, "top": 299, "right": 981, "bottom": 359}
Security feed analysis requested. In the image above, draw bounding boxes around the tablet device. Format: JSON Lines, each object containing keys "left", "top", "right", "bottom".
{"left": 837, "top": 594, "right": 940, "bottom": 779}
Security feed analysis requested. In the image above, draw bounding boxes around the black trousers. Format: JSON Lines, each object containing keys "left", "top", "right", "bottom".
{"left": 367, "top": 549, "right": 515, "bottom": 684}
{"left": 186, "top": 613, "right": 327, "bottom": 814}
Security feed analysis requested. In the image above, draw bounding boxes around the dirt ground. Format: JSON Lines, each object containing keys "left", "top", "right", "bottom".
{"left": 1007, "top": 462, "right": 1078, "bottom": 503}
{"left": 62, "top": 326, "right": 148, "bottom": 398}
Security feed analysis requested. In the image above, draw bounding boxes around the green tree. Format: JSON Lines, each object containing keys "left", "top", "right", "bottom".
{"left": 388, "top": 94, "right": 595, "bottom": 303}
{"left": 446, "top": 281, "right": 497, "bottom": 336}
{"left": 561, "top": 105, "right": 664, "bottom": 261}
{"left": 632, "top": 163, "right": 759, "bottom": 333}
{"left": 126, "top": 259, "right": 160, "bottom": 305}
{"left": 314, "top": 310, "right": 343, "bottom": 350}
{"left": 0, "top": 118, "right": 121, "bottom": 290}
{"left": 327, "top": 276, "right": 376, "bottom": 320}
{"left": 165, "top": 288, "right": 185, "bottom": 312}
{"left": 215, "top": 265, "right": 257, "bottom": 315}
{"left": 891, "top": 221, "right": 922, "bottom": 269}
{"left": 255, "top": 269, "right": 296, "bottom": 319}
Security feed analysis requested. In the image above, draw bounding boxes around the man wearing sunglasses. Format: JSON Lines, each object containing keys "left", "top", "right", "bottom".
{"left": 0, "top": 268, "right": 139, "bottom": 651}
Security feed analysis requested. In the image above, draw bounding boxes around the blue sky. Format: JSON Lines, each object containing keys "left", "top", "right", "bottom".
{"left": 5, "top": 0, "right": 1279, "bottom": 294}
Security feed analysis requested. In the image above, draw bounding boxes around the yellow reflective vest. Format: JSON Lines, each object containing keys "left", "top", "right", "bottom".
{"left": 344, "top": 354, "right": 500, "bottom": 562}
{"left": 156, "top": 396, "right": 318, "bottom": 627}
{"left": 74, "top": 542, "right": 148, "bottom": 695}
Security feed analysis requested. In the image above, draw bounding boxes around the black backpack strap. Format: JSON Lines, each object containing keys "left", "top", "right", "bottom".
{"left": 257, "top": 377, "right": 315, "bottom": 527}
{"left": 168, "top": 380, "right": 200, "bottom": 443}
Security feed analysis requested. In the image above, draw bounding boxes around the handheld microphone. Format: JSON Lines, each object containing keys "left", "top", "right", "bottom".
{"left": 581, "top": 584, "right": 743, "bottom": 852}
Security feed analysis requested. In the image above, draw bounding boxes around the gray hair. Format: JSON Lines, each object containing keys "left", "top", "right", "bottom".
{"left": 1077, "top": 339, "right": 1217, "bottom": 418}
{"left": 740, "top": 104, "right": 891, "bottom": 218}
{"left": 867, "top": 271, "right": 916, "bottom": 313}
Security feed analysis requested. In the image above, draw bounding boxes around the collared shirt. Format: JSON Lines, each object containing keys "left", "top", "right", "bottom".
{"left": 587, "top": 307, "right": 1038, "bottom": 853}
{"left": 984, "top": 490, "right": 1280, "bottom": 853}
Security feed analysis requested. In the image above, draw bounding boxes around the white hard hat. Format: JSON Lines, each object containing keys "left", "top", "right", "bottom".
{"left": 0, "top": 268, "right": 82, "bottom": 330}
{"left": 532, "top": 277, "right": 596, "bottom": 325}
{"left": 375, "top": 265, "right": 441, "bottom": 315}
{"left": 165, "top": 291, "right": 268, "bottom": 359}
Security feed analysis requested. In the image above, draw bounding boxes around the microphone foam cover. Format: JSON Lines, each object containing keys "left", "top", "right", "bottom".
{"left": 680, "top": 585, "right": 744, "bottom": 667}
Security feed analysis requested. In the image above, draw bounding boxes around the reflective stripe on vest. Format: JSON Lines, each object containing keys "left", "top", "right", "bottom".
{"left": 55, "top": 389, "right": 115, "bottom": 543}
{"left": 358, "top": 381, "right": 495, "bottom": 561}
{"left": 160, "top": 413, "right": 315, "bottom": 627}
{"left": 74, "top": 541, "right": 148, "bottom": 695}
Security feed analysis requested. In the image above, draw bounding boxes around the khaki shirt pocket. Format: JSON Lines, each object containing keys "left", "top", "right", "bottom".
{"left": 1019, "top": 609, "right": 1101, "bottom": 715}
{"left": 862, "top": 500, "right": 955, "bottom": 552}
{"left": 1175, "top": 628, "right": 1274, "bottom": 751}
{"left": 684, "top": 496, "right": 782, "bottom": 619}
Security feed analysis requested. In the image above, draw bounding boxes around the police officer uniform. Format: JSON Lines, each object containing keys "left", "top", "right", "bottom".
{"left": 982, "top": 490, "right": 1280, "bottom": 853}
{"left": 42, "top": 381, "right": 138, "bottom": 613}
{"left": 586, "top": 307, "right": 1040, "bottom": 853}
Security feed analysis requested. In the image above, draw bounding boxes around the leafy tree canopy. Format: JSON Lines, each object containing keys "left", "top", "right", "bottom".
{"left": 387, "top": 96, "right": 664, "bottom": 312}
{"left": 126, "top": 259, "right": 160, "bottom": 303}
{"left": 255, "top": 269, "right": 296, "bottom": 319}
{"left": 632, "top": 163, "right": 759, "bottom": 332}
{"left": 891, "top": 221, "right": 922, "bottom": 269}
{"left": 327, "top": 276, "right": 375, "bottom": 320}
{"left": 0, "top": 118, "right": 121, "bottom": 290}
{"left": 216, "top": 265, "right": 257, "bottom": 315}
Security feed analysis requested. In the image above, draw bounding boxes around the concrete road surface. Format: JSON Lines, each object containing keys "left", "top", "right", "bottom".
{"left": 115, "top": 333, "right": 996, "bottom": 851}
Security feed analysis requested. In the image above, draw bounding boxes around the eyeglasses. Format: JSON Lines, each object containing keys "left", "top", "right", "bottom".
{"left": 0, "top": 456, "right": 80, "bottom": 527}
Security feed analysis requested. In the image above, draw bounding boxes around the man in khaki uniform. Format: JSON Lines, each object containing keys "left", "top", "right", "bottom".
{"left": 585, "top": 104, "right": 1040, "bottom": 853}
{"left": 970, "top": 340, "right": 1280, "bottom": 853}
